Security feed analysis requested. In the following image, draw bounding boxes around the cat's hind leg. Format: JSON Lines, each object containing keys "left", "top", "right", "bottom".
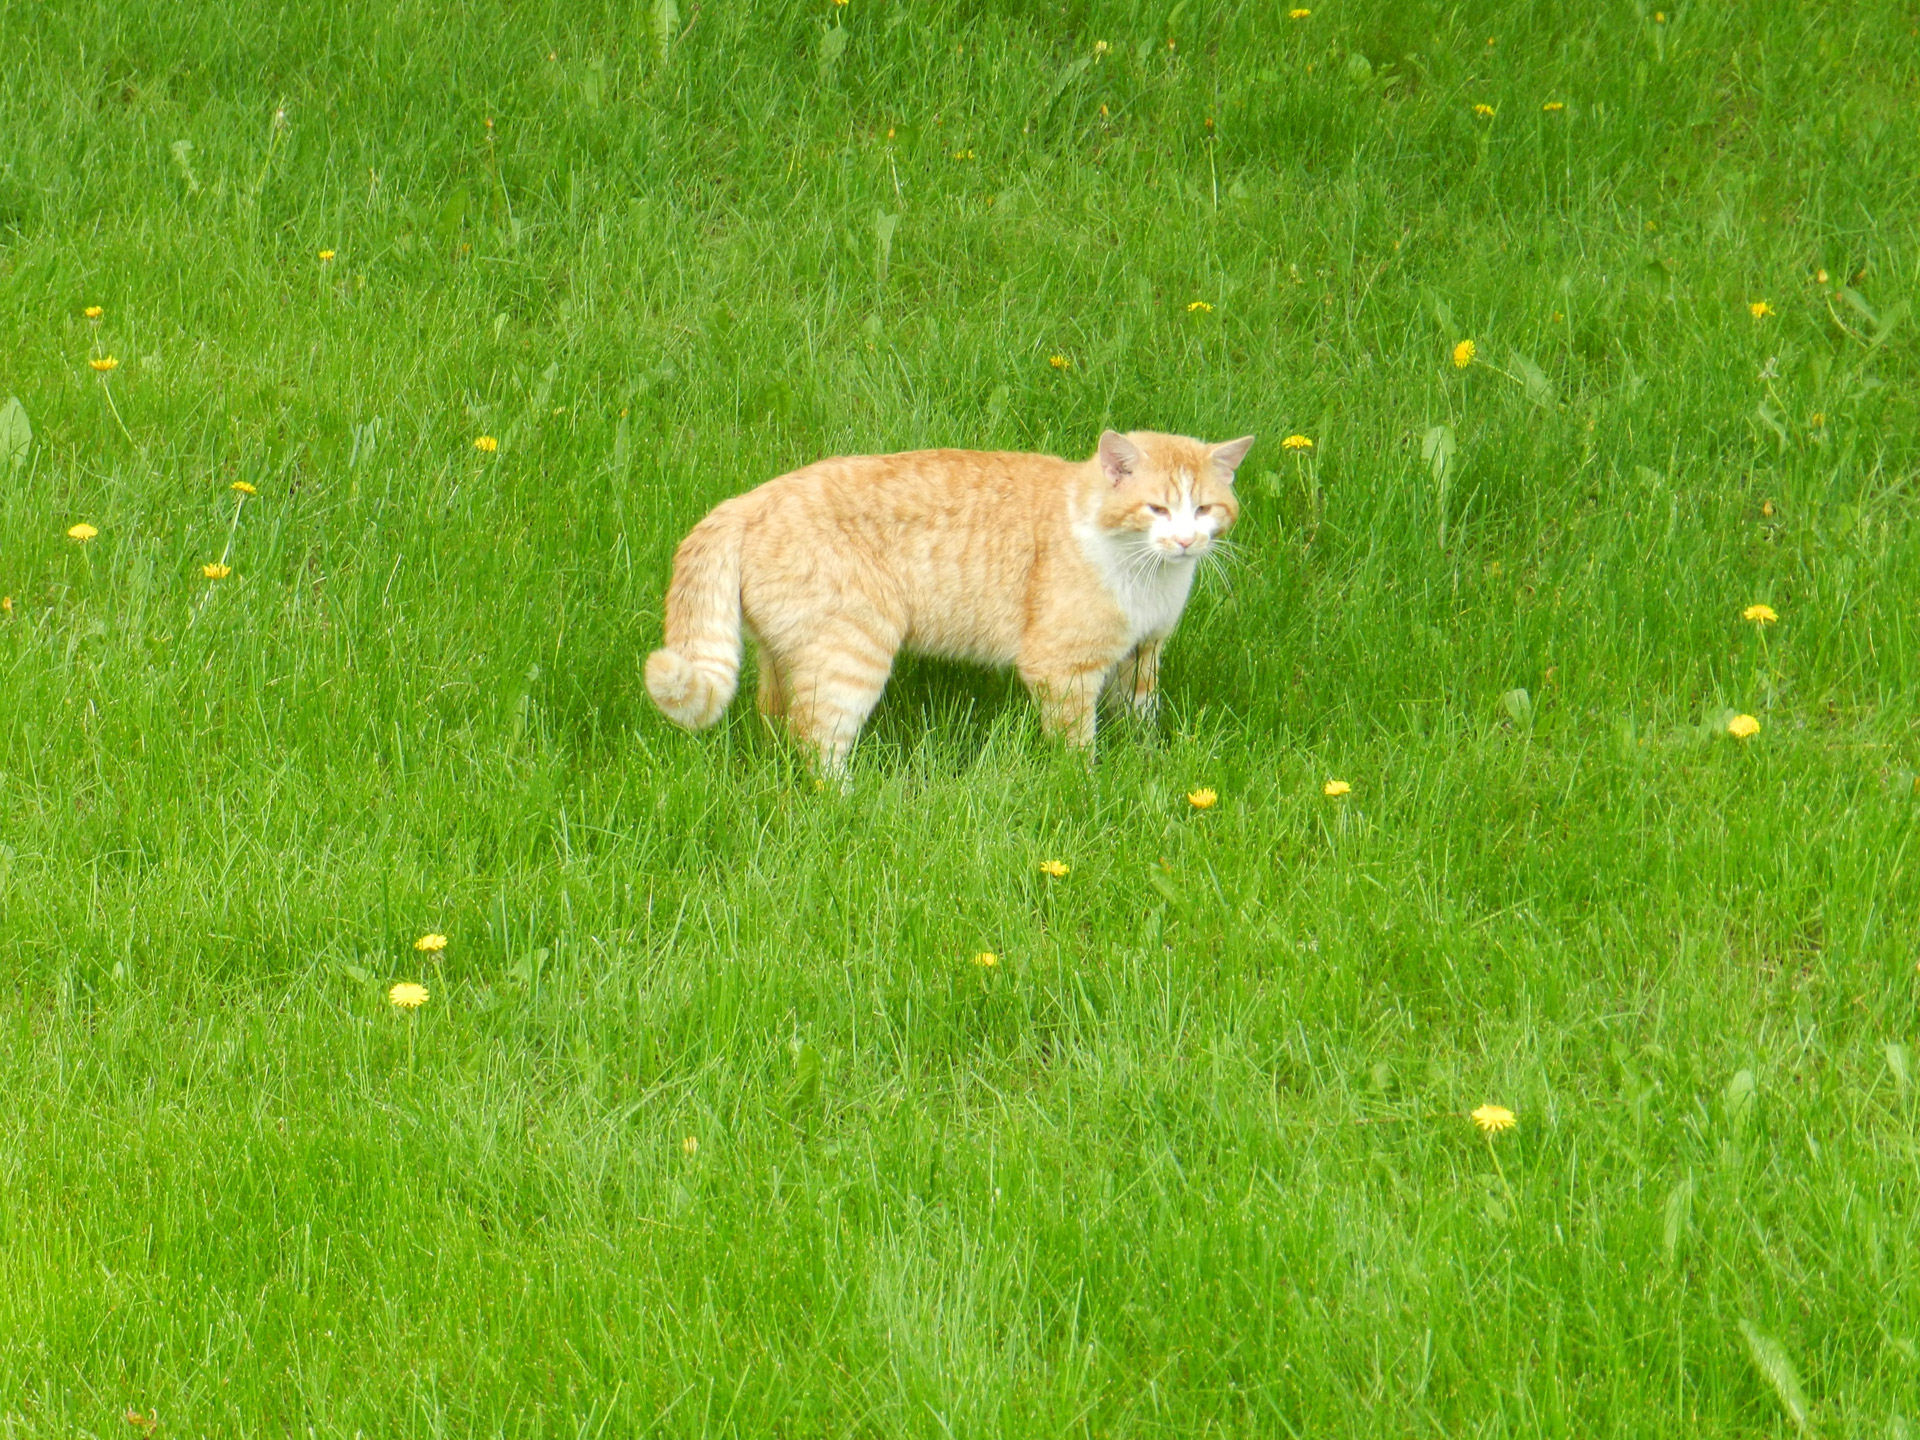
{"left": 753, "top": 645, "right": 788, "bottom": 724}
{"left": 779, "top": 622, "right": 898, "bottom": 777}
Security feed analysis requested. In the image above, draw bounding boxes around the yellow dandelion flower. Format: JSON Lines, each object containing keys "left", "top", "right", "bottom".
{"left": 1093, "top": 39, "right": 1110, "bottom": 54}
{"left": 1810, "top": 411, "right": 1824, "bottom": 427}
{"left": 1728, "top": 713, "right": 1761, "bottom": 740}
{"left": 1323, "top": 779, "right": 1351, "bottom": 797}
{"left": 1542, "top": 101, "right": 1564, "bottom": 112}
{"left": 474, "top": 435, "right": 498, "bottom": 452}
{"left": 1471, "top": 1104, "right": 1516, "bottom": 1134}
{"left": 202, "top": 563, "right": 231, "bottom": 579}
{"left": 972, "top": 951, "right": 999, "bottom": 968}
{"left": 683, "top": 1134, "right": 700, "bottom": 1153}
{"left": 1742, "top": 603, "right": 1777, "bottom": 624}
{"left": 1473, "top": 103, "right": 1495, "bottom": 118}
{"left": 1761, "top": 499, "right": 1775, "bottom": 517}
{"left": 67, "top": 522, "right": 98, "bottom": 541}
{"left": 1452, "top": 339, "right": 1476, "bottom": 368}
{"left": 1653, "top": 10, "right": 1665, "bottom": 20}
{"left": 1750, "top": 300, "right": 1774, "bottom": 319}
{"left": 1187, "top": 787, "right": 1218, "bottom": 810}
{"left": 231, "top": 480, "right": 257, "bottom": 495}
{"left": 388, "top": 981, "right": 429, "bottom": 1009}
{"left": 1048, "top": 354, "right": 1071, "bottom": 370}
{"left": 1288, "top": 7, "right": 1311, "bottom": 16}
{"left": 318, "top": 249, "right": 336, "bottom": 261}
{"left": 1281, "top": 434, "right": 1314, "bottom": 451}
{"left": 1186, "top": 300, "right": 1213, "bottom": 313}
{"left": 951, "top": 149, "right": 975, "bottom": 160}
{"left": 414, "top": 933, "right": 448, "bottom": 952}
{"left": 1038, "top": 859, "right": 1070, "bottom": 877}
{"left": 1815, "top": 269, "right": 1829, "bottom": 284}
{"left": 0, "top": 596, "right": 11, "bottom": 613}
{"left": 84, "top": 305, "right": 104, "bottom": 319}
{"left": 90, "top": 356, "right": 119, "bottom": 372}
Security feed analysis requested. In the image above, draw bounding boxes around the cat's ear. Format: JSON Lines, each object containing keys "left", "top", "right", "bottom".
{"left": 1210, "top": 435, "right": 1256, "bottom": 482}
{"left": 1098, "top": 430, "right": 1142, "bottom": 486}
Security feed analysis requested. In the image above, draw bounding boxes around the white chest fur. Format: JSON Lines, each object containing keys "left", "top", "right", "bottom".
{"left": 1074, "top": 525, "right": 1200, "bottom": 645}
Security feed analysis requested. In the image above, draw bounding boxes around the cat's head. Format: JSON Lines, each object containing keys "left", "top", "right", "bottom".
{"left": 1093, "top": 430, "right": 1253, "bottom": 561}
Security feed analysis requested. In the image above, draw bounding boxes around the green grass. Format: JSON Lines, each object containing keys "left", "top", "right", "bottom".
{"left": 4, "top": 0, "right": 1920, "bottom": 1432}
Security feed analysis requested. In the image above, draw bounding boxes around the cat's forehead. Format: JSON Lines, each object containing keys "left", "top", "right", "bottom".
{"left": 1136, "top": 454, "right": 1226, "bottom": 496}
{"left": 1129, "top": 434, "right": 1222, "bottom": 478}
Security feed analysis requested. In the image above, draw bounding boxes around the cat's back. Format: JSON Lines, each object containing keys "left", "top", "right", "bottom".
{"left": 751, "top": 446, "right": 1079, "bottom": 528}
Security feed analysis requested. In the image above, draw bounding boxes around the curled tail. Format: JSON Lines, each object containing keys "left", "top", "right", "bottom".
{"left": 646, "top": 502, "right": 747, "bottom": 729}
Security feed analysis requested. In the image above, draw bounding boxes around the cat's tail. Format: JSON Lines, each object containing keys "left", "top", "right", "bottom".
{"left": 646, "top": 501, "right": 748, "bottom": 729}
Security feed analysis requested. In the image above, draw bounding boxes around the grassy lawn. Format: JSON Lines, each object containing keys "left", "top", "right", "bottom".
{"left": 4, "top": 0, "right": 1919, "bottom": 1433}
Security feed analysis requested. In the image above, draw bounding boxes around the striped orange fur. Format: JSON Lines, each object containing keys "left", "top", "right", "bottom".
{"left": 645, "top": 429, "right": 1253, "bottom": 773}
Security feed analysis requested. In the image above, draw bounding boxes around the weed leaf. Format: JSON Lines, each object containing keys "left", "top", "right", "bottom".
{"left": 874, "top": 210, "right": 898, "bottom": 290}
{"left": 1422, "top": 424, "right": 1456, "bottom": 485}
{"left": 0, "top": 396, "right": 29, "bottom": 471}
{"left": 820, "top": 24, "right": 847, "bottom": 70}
{"left": 1510, "top": 350, "right": 1553, "bottom": 406}
{"left": 1661, "top": 1174, "right": 1694, "bottom": 1260}
{"left": 652, "top": 0, "right": 679, "bottom": 61}
{"left": 1738, "top": 1320, "right": 1810, "bottom": 1430}
{"left": 1723, "top": 1068, "right": 1757, "bottom": 1129}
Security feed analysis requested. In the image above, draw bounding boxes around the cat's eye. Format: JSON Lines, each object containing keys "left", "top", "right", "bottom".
{"left": 1146, "top": 505, "right": 1171, "bottom": 518}
{"left": 1195, "top": 505, "right": 1213, "bottom": 517}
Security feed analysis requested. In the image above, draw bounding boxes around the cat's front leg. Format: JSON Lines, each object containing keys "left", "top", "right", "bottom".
{"left": 1022, "top": 665, "right": 1103, "bottom": 753}
{"left": 1123, "top": 637, "right": 1162, "bottom": 721}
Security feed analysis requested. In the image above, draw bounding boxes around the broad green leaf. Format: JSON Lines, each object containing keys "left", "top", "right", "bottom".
{"left": 1040, "top": 56, "right": 1091, "bottom": 112}
{"left": 1661, "top": 1174, "right": 1694, "bottom": 1259}
{"left": 169, "top": 138, "right": 200, "bottom": 194}
{"left": 529, "top": 360, "right": 558, "bottom": 413}
{"left": 1868, "top": 298, "right": 1909, "bottom": 352}
{"left": 0, "top": 396, "right": 29, "bottom": 471}
{"left": 1511, "top": 349, "right": 1553, "bottom": 406}
{"left": 874, "top": 210, "right": 898, "bottom": 289}
{"left": 434, "top": 186, "right": 468, "bottom": 246}
{"left": 1839, "top": 287, "right": 1878, "bottom": 328}
{"left": 1738, "top": 1320, "right": 1810, "bottom": 1431}
{"left": 1723, "top": 1068, "right": 1757, "bottom": 1129}
{"left": 1755, "top": 402, "right": 1788, "bottom": 451}
{"left": 1422, "top": 424, "right": 1456, "bottom": 484}
{"left": 652, "top": 0, "right": 679, "bottom": 61}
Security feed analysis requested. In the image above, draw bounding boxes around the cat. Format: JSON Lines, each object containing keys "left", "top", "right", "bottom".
{"left": 646, "top": 429, "right": 1253, "bottom": 773}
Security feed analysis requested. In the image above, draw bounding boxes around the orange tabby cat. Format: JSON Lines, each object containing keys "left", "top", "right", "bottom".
{"left": 646, "top": 429, "right": 1253, "bottom": 772}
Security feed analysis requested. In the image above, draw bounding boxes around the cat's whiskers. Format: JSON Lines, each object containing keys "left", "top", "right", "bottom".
{"left": 1197, "top": 535, "right": 1244, "bottom": 593}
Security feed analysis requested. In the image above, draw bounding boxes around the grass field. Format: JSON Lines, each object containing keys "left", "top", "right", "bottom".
{"left": 4, "top": 0, "right": 1920, "bottom": 1433}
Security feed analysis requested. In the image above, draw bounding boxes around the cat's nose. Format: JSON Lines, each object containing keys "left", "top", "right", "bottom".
{"left": 1174, "top": 534, "right": 1197, "bottom": 549}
